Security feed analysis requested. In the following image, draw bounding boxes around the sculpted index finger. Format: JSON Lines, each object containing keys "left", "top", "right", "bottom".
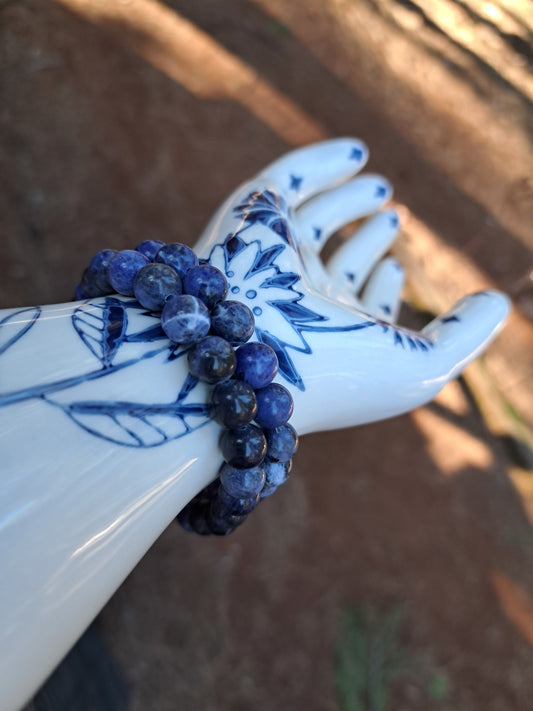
{"left": 259, "top": 137, "right": 369, "bottom": 208}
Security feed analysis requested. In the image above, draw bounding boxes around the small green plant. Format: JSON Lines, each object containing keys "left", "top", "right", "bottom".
{"left": 428, "top": 670, "right": 450, "bottom": 701}
{"left": 335, "top": 605, "right": 406, "bottom": 711}
{"left": 335, "top": 605, "right": 451, "bottom": 710}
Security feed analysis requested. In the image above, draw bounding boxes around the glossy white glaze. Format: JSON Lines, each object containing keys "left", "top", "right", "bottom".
{"left": 0, "top": 138, "right": 510, "bottom": 710}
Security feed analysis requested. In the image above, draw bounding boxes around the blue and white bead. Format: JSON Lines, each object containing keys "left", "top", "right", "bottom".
{"left": 187, "top": 336, "right": 235, "bottom": 384}
{"left": 210, "top": 300, "right": 255, "bottom": 344}
{"left": 234, "top": 342, "right": 278, "bottom": 389}
{"left": 254, "top": 382, "right": 294, "bottom": 428}
{"left": 108, "top": 250, "right": 150, "bottom": 296}
{"left": 211, "top": 379, "right": 257, "bottom": 428}
{"left": 219, "top": 423, "right": 267, "bottom": 469}
{"left": 213, "top": 485, "right": 260, "bottom": 516}
{"left": 135, "top": 239, "right": 166, "bottom": 261}
{"left": 219, "top": 462, "right": 265, "bottom": 498}
{"left": 183, "top": 264, "right": 228, "bottom": 309}
{"left": 265, "top": 423, "right": 299, "bottom": 462}
{"left": 261, "top": 459, "right": 292, "bottom": 499}
{"left": 156, "top": 243, "right": 198, "bottom": 278}
{"left": 134, "top": 263, "right": 182, "bottom": 311}
{"left": 80, "top": 249, "right": 117, "bottom": 297}
{"left": 161, "top": 294, "right": 211, "bottom": 344}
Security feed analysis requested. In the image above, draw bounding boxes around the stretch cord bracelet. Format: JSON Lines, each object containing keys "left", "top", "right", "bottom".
{"left": 76, "top": 240, "right": 299, "bottom": 536}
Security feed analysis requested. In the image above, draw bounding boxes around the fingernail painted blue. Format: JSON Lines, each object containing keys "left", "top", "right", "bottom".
{"left": 349, "top": 146, "right": 364, "bottom": 161}
{"left": 289, "top": 174, "right": 303, "bottom": 191}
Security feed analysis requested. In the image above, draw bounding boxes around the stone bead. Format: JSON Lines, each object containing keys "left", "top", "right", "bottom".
{"left": 183, "top": 501, "right": 211, "bottom": 535}
{"left": 176, "top": 505, "right": 193, "bottom": 532}
{"left": 219, "top": 424, "right": 266, "bottom": 469}
{"left": 135, "top": 239, "right": 165, "bottom": 261}
{"left": 155, "top": 242, "right": 198, "bottom": 278}
{"left": 219, "top": 462, "right": 265, "bottom": 498}
{"left": 108, "top": 249, "right": 150, "bottom": 296}
{"left": 198, "top": 478, "right": 221, "bottom": 501}
{"left": 213, "top": 486, "right": 260, "bottom": 517}
{"left": 210, "top": 300, "right": 255, "bottom": 344}
{"left": 187, "top": 336, "right": 235, "bottom": 384}
{"left": 161, "top": 294, "right": 211, "bottom": 344}
{"left": 234, "top": 342, "right": 278, "bottom": 389}
{"left": 80, "top": 249, "right": 117, "bottom": 297}
{"left": 254, "top": 383, "right": 294, "bottom": 428}
{"left": 133, "top": 263, "right": 182, "bottom": 311}
{"left": 183, "top": 264, "right": 228, "bottom": 310}
{"left": 266, "top": 423, "right": 299, "bottom": 462}
{"left": 260, "top": 459, "right": 292, "bottom": 499}
{"left": 206, "top": 506, "right": 246, "bottom": 535}
{"left": 211, "top": 380, "right": 257, "bottom": 428}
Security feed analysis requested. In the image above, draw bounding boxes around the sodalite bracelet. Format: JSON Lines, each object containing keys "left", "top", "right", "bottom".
{"left": 77, "top": 240, "right": 299, "bottom": 536}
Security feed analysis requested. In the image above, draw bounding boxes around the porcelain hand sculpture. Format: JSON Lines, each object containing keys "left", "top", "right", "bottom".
{"left": 0, "top": 138, "right": 509, "bottom": 711}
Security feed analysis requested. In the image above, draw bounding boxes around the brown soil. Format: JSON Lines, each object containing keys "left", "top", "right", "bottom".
{"left": 3, "top": 1, "right": 533, "bottom": 709}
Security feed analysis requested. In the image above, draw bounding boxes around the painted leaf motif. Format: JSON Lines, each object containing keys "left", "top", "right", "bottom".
{"left": 51, "top": 369, "right": 209, "bottom": 447}
{"left": 256, "top": 328, "right": 304, "bottom": 390}
{"left": 0, "top": 306, "right": 41, "bottom": 356}
{"left": 72, "top": 297, "right": 127, "bottom": 368}
{"left": 58, "top": 397, "right": 210, "bottom": 447}
{"left": 246, "top": 244, "right": 285, "bottom": 276}
{"left": 272, "top": 299, "right": 327, "bottom": 324}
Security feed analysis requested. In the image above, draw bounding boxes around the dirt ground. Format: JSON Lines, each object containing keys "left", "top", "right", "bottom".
{"left": 2, "top": 0, "right": 533, "bottom": 709}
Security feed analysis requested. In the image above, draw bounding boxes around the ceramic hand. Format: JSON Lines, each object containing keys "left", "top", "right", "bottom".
{"left": 0, "top": 139, "right": 511, "bottom": 711}
{"left": 195, "top": 138, "right": 510, "bottom": 434}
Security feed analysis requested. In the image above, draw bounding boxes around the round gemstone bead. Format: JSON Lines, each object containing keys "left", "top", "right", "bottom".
{"left": 161, "top": 294, "right": 211, "bottom": 344}
{"left": 210, "top": 300, "right": 254, "bottom": 344}
{"left": 206, "top": 509, "right": 240, "bottom": 536}
{"left": 184, "top": 501, "right": 211, "bottom": 535}
{"left": 187, "top": 336, "right": 235, "bottom": 384}
{"left": 108, "top": 249, "right": 150, "bottom": 296}
{"left": 214, "top": 486, "right": 260, "bottom": 516}
{"left": 80, "top": 249, "right": 117, "bottom": 297}
{"left": 266, "top": 423, "right": 299, "bottom": 462}
{"left": 155, "top": 243, "right": 198, "bottom": 278}
{"left": 133, "top": 263, "right": 182, "bottom": 311}
{"left": 176, "top": 506, "right": 193, "bottom": 532}
{"left": 183, "top": 264, "right": 228, "bottom": 310}
{"left": 220, "top": 424, "right": 267, "bottom": 469}
{"left": 212, "top": 509, "right": 247, "bottom": 529}
{"left": 196, "top": 478, "right": 221, "bottom": 502}
{"left": 234, "top": 342, "right": 278, "bottom": 389}
{"left": 254, "top": 382, "right": 294, "bottom": 428}
{"left": 260, "top": 459, "right": 292, "bottom": 499}
{"left": 135, "top": 239, "right": 165, "bottom": 261}
{"left": 211, "top": 380, "right": 257, "bottom": 428}
{"left": 219, "top": 462, "right": 265, "bottom": 498}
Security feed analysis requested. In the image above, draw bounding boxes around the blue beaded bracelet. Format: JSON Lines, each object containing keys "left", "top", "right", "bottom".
{"left": 77, "top": 240, "right": 299, "bottom": 536}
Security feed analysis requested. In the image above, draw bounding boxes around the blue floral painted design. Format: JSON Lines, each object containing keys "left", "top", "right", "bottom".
{"left": 233, "top": 189, "right": 296, "bottom": 249}
{"left": 209, "top": 189, "right": 433, "bottom": 390}
{"left": 0, "top": 298, "right": 211, "bottom": 447}
{"left": 0, "top": 306, "right": 41, "bottom": 356}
